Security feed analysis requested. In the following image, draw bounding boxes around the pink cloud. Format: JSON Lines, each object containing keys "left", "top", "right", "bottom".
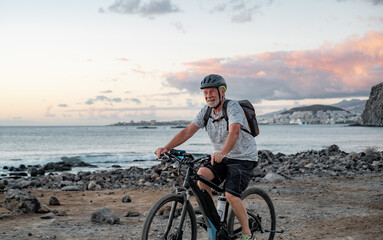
{"left": 166, "top": 31, "right": 383, "bottom": 102}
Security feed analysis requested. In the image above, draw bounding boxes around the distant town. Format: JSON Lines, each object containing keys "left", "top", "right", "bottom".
{"left": 110, "top": 99, "right": 366, "bottom": 126}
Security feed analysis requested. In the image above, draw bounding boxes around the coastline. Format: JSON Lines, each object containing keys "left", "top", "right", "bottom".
{"left": 0, "top": 145, "right": 382, "bottom": 239}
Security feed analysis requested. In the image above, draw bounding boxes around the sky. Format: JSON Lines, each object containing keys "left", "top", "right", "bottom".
{"left": 0, "top": 0, "right": 382, "bottom": 126}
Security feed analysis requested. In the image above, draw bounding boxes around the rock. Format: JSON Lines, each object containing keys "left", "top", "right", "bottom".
{"left": 61, "top": 186, "right": 82, "bottom": 191}
{"left": 262, "top": 172, "right": 286, "bottom": 183}
{"left": 40, "top": 212, "right": 55, "bottom": 219}
{"left": 122, "top": 195, "right": 131, "bottom": 203}
{"left": 0, "top": 180, "right": 7, "bottom": 190}
{"left": 91, "top": 208, "right": 120, "bottom": 224}
{"left": 125, "top": 211, "right": 140, "bottom": 217}
{"left": 362, "top": 82, "right": 383, "bottom": 126}
{"left": 49, "top": 196, "right": 61, "bottom": 205}
{"left": 3, "top": 189, "right": 40, "bottom": 213}
{"left": 88, "top": 181, "right": 102, "bottom": 191}
{"left": 56, "top": 210, "right": 67, "bottom": 216}
{"left": 29, "top": 167, "right": 45, "bottom": 177}
{"left": 38, "top": 203, "right": 51, "bottom": 213}
{"left": 60, "top": 181, "right": 74, "bottom": 187}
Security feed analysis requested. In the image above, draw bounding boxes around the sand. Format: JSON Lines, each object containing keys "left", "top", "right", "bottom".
{"left": 1, "top": 174, "right": 382, "bottom": 240}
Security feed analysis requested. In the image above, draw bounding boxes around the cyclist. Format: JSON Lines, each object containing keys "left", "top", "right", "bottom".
{"left": 155, "top": 74, "right": 258, "bottom": 240}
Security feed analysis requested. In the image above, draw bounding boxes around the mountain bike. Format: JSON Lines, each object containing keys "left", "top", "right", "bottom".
{"left": 141, "top": 149, "right": 283, "bottom": 240}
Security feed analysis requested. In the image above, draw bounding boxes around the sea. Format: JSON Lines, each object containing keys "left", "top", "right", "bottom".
{"left": 1, "top": 125, "right": 382, "bottom": 175}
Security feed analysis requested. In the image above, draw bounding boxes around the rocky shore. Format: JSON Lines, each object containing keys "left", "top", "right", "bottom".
{"left": 1, "top": 145, "right": 382, "bottom": 192}
{"left": 0, "top": 145, "right": 382, "bottom": 240}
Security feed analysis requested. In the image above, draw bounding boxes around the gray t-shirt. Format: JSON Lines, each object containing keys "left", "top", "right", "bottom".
{"left": 193, "top": 100, "right": 258, "bottom": 161}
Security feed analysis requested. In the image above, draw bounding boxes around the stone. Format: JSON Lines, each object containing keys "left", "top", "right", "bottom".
{"left": 40, "top": 212, "right": 55, "bottom": 219}
{"left": 49, "top": 196, "right": 61, "bottom": 206}
{"left": 38, "top": 203, "right": 51, "bottom": 213}
{"left": 362, "top": 82, "right": 383, "bottom": 126}
{"left": 91, "top": 208, "right": 120, "bottom": 224}
{"left": 88, "top": 181, "right": 101, "bottom": 191}
{"left": 61, "top": 186, "right": 82, "bottom": 191}
{"left": 262, "top": 172, "right": 286, "bottom": 183}
{"left": 122, "top": 195, "right": 131, "bottom": 203}
{"left": 125, "top": 211, "right": 140, "bottom": 217}
{"left": 3, "top": 189, "right": 40, "bottom": 213}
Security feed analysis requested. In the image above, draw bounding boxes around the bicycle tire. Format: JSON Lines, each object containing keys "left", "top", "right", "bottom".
{"left": 227, "top": 187, "right": 276, "bottom": 240}
{"left": 141, "top": 193, "right": 197, "bottom": 240}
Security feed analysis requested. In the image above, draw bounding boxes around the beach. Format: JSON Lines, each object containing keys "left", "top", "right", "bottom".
{"left": 1, "top": 143, "right": 383, "bottom": 239}
{"left": 1, "top": 174, "right": 382, "bottom": 240}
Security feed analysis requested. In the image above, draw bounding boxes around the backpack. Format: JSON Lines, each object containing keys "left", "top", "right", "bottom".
{"left": 203, "top": 99, "right": 260, "bottom": 137}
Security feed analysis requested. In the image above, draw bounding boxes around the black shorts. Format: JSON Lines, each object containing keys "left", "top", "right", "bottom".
{"left": 205, "top": 159, "right": 257, "bottom": 198}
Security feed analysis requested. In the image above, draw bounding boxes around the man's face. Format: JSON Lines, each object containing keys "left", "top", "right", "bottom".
{"left": 204, "top": 87, "right": 220, "bottom": 108}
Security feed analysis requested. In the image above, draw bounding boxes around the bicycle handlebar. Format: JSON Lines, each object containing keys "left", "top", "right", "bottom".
{"left": 161, "top": 149, "right": 228, "bottom": 165}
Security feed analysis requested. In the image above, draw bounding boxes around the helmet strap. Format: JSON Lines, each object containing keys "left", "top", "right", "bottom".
{"left": 213, "top": 87, "right": 223, "bottom": 110}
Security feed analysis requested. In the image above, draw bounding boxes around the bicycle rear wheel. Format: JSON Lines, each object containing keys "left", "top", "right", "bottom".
{"left": 141, "top": 193, "right": 197, "bottom": 240}
{"left": 227, "top": 187, "right": 276, "bottom": 240}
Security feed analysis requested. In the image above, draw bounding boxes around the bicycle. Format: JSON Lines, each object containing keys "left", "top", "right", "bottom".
{"left": 141, "top": 149, "right": 283, "bottom": 240}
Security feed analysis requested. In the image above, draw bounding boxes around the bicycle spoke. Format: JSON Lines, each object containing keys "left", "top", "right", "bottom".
{"left": 228, "top": 188, "right": 276, "bottom": 240}
{"left": 142, "top": 194, "right": 197, "bottom": 240}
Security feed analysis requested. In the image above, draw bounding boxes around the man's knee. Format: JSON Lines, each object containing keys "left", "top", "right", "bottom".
{"left": 197, "top": 167, "right": 213, "bottom": 179}
{"left": 225, "top": 191, "right": 240, "bottom": 203}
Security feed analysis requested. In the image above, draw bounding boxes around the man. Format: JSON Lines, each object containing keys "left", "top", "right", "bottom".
{"left": 155, "top": 74, "right": 258, "bottom": 240}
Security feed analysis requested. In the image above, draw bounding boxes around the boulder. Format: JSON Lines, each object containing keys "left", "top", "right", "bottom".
{"left": 3, "top": 189, "right": 40, "bottom": 213}
{"left": 49, "top": 196, "right": 61, "bottom": 206}
{"left": 262, "top": 172, "right": 286, "bottom": 183}
{"left": 91, "top": 208, "right": 120, "bottom": 224}
{"left": 122, "top": 195, "right": 131, "bottom": 203}
{"left": 362, "top": 82, "right": 383, "bottom": 126}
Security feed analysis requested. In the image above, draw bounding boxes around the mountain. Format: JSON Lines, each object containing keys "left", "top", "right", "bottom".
{"left": 361, "top": 82, "right": 383, "bottom": 126}
{"left": 331, "top": 99, "right": 366, "bottom": 115}
{"left": 281, "top": 104, "right": 347, "bottom": 114}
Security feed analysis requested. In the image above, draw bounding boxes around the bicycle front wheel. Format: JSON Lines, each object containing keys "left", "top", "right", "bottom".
{"left": 141, "top": 193, "right": 197, "bottom": 240}
{"left": 227, "top": 187, "right": 276, "bottom": 240}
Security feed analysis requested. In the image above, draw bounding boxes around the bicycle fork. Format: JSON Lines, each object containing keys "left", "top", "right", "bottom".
{"left": 164, "top": 192, "right": 190, "bottom": 240}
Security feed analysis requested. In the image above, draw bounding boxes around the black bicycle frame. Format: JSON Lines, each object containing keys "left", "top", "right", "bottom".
{"left": 172, "top": 160, "right": 231, "bottom": 239}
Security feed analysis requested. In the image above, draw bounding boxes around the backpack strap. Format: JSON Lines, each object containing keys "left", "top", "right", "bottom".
{"left": 203, "top": 99, "right": 231, "bottom": 131}
{"left": 203, "top": 106, "right": 213, "bottom": 129}
{"left": 222, "top": 100, "right": 230, "bottom": 131}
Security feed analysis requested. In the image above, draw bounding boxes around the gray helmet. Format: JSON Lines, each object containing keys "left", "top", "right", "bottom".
{"left": 200, "top": 74, "right": 227, "bottom": 90}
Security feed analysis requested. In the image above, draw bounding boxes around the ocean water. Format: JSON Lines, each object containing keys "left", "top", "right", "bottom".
{"left": 0, "top": 125, "right": 382, "bottom": 174}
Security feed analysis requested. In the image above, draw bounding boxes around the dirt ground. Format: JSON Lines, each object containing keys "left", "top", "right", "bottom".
{"left": 0, "top": 174, "right": 382, "bottom": 240}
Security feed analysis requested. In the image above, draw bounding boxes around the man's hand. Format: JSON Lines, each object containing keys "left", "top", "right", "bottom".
{"left": 155, "top": 147, "right": 169, "bottom": 159}
{"left": 211, "top": 152, "right": 227, "bottom": 165}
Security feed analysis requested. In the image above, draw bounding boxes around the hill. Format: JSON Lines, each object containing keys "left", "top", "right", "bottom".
{"left": 281, "top": 104, "right": 348, "bottom": 114}
{"left": 331, "top": 99, "right": 366, "bottom": 115}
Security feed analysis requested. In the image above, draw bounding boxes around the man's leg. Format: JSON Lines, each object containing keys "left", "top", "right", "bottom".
{"left": 226, "top": 192, "right": 251, "bottom": 236}
{"left": 197, "top": 167, "right": 215, "bottom": 196}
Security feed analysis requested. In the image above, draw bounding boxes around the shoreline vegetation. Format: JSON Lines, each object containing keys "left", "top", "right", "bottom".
{"left": 0, "top": 145, "right": 382, "bottom": 239}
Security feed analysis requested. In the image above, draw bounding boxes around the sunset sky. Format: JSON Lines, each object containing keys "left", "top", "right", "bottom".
{"left": 1, "top": 0, "right": 382, "bottom": 126}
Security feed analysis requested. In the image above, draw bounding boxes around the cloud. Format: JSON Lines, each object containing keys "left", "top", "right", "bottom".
{"left": 106, "top": 0, "right": 180, "bottom": 17}
{"left": 58, "top": 104, "right": 68, "bottom": 107}
{"left": 85, "top": 95, "right": 124, "bottom": 105}
{"left": 128, "top": 98, "right": 142, "bottom": 104}
{"left": 100, "top": 90, "right": 113, "bottom": 94}
{"left": 341, "top": 0, "right": 383, "bottom": 5}
{"left": 165, "top": 31, "right": 383, "bottom": 103}
{"left": 370, "top": 0, "right": 383, "bottom": 5}
{"left": 210, "top": 0, "right": 272, "bottom": 23}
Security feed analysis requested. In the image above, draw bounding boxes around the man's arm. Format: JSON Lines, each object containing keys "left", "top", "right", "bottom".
{"left": 211, "top": 123, "right": 240, "bottom": 164}
{"left": 155, "top": 123, "right": 200, "bottom": 158}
